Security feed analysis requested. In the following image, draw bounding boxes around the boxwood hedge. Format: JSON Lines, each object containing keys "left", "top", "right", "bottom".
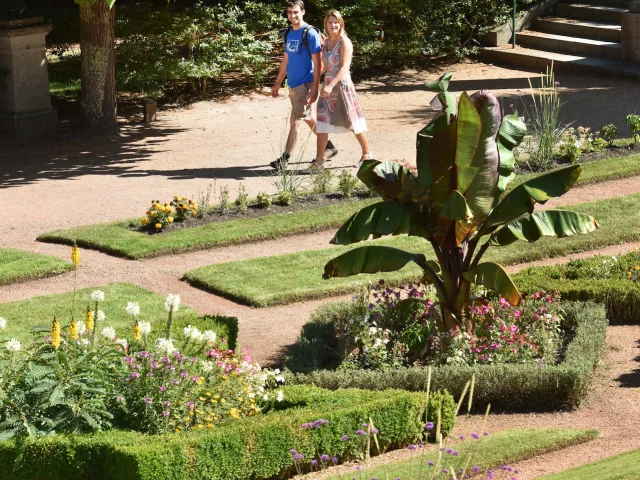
{"left": 287, "top": 302, "right": 608, "bottom": 412}
{"left": 0, "top": 386, "right": 424, "bottom": 480}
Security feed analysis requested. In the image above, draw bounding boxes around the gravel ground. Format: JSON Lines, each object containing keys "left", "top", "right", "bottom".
{"left": 1, "top": 60, "right": 639, "bottom": 476}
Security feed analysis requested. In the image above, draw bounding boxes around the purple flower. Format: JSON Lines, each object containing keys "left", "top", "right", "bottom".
{"left": 341, "top": 435, "right": 349, "bottom": 441}
{"left": 130, "top": 372, "right": 141, "bottom": 379}
{"left": 144, "top": 397, "right": 153, "bottom": 404}
{"left": 452, "top": 450, "right": 459, "bottom": 456}
{"left": 371, "top": 428, "right": 379, "bottom": 434}
{"left": 191, "top": 376, "right": 200, "bottom": 382}
{"left": 187, "top": 401, "right": 195, "bottom": 409}
{"left": 471, "top": 432, "right": 480, "bottom": 439}
{"left": 301, "top": 422, "right": 313, "bottom": 429}
{"left": 293, "top": 453, "right": 304, "bottom": 461}
{"left": 180, "top": 370, "right": 189, "bottom": 378}
{"left": 189, "top": 357, "right": 197, "bottom": 362}
{"left": 332, "top": 456, "right": 338, "bottom": 464}
{"left": 407, "top": 444, "right": 417, "bottom": 451}
{"left": 159, "top": 386, "right": 167, "bottom": 393}
{"left": 162, "top": 410, "right": 170, "bottom": 416}
{"left": 355, "top": 429, "right": 367, "bottom": 436}
{"left": 487, "top": 469, "right": 495, "bottom": 479}
{"left": 290, "top": 449, "right": 297, "bottom": 454}
{"left": 163, "top": 401, "right": 171, "bottom": 406}
{"left": 427, "top": 460, "right": 434, "bottom": 466}
{"left": 459, "top": 435, "right": 465, "bottom": 440}
{"left": 446, "top": 448, "right": 453, "bottom": 455}
{"left": 311, "top": 459, "right": 318, "bottom": 466}
{"left": 362, "top": 423, "right": 368, "bottom": 428}
{"left": 425, "top": 422, "right": 434, "bottom": 430}
{"left": 171, "top": 378, "right": 180, "bottom": 385}
{"left": 472, "top": 466, "right": 481, "bottom": 473}
{"left": 321, "top": 454, "right": 329, "bottom": 462}
{"left": 150, "top": 360, "right": 159, "bottom": 369}
{"left": 484, "top": 431, "right": 489, "bottom": 436}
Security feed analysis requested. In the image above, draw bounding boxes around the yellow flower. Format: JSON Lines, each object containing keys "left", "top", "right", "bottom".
{"left": 51, "top": 317, "right": 61, "bottom": 350}
{"left": 192, "top": 212, "right": 197, "bottom": 217}
{"left": 174, "top": 194, "right": 180, "bottom": 200}
{"left": 155, "top": 223, "right": 162, "bottom": 229}
{"left": 71, "top": 243, "right": 80, "bottom": 266}
{"left": 182, "top": 196, "right": 188, "bottom": 201}
{"left": 206, "top": 423, "right": 213, "bottom": 428}
{"left": 133, "top": 321, "right": 141, "bottom": 342}
{"left": 141, "top": 218, "right": 149, "bottom": 226}
{"left": 69, "top": 317, "right": 78, "bottom": 341}
{"left": 85, "top": 307, "right": 94, "bottom": 332}
{"left": 168, "top": 217, "right": 174, "bottom": 223}
{"left": 150, "top": 211, "right": 157, "bottom": 217}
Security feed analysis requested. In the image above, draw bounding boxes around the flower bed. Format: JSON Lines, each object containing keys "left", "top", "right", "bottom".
{"left": 0, "top": 385, "right": 425, "bottom": 480}
{"left": 513, "top": 249, "right": 640, "bottom": 325}
{"left": 286, "top": 301, "right": 608, "bottom": 411}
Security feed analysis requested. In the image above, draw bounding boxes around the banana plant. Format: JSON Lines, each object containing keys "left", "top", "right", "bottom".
{"left": 323, "top": 73, "right": 599, "bottom": 332}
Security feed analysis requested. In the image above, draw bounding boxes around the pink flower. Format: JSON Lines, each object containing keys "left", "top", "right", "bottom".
{"left": 514, "top": 310, "right": 521, "bottom": 318}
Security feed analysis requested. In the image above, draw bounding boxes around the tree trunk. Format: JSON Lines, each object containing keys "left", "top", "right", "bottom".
{"left": 79, "top": 1, "right": 117, "bottom": 136}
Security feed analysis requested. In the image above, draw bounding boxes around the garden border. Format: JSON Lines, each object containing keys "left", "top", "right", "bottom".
{"left": 286, "top": 302, "right": 608, "bottom": 412}
{"left": 0, "top": 248, "right": 73, "bottom": 286}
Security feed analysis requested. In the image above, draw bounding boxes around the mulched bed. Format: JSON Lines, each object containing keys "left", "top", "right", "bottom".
{"left": 131, "top": 190, "right": 373, "bottom": 235}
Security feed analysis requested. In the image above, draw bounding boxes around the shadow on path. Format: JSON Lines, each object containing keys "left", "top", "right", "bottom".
{"left": 616, "top": 340, "right": 640, "bottom": 388}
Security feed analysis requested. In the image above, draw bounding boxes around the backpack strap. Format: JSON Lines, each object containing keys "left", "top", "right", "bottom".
{"left": 283, "top": 24, "right": 321, "bottom": 55}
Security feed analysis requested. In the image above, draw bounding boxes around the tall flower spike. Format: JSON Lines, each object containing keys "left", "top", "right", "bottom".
{"left": 85, "top": 306, "right": 94, "bottom": 332}
{"left": 51, "top": 317, "right": 61, "bottom": 350}
{"left": 133, "top": 321, "right": 141, "bottom": 342}
{"left": 69, "top": 317, "right": 79, "bottom": 341}
{"left": 71, "top": 242, "right": 80, "bottom": 266}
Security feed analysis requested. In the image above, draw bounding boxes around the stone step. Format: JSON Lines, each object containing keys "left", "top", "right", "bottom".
{"left": 555, "top": 4, "right": 627, "bottom": 23}
{"left": 478, "top": 46, "right": 640, "bottom": 79}
{"left": 558, "top": 0, "right": 631, "bottom": 8}
{"left": 533, "top": 17, "right": 621, "bottom": 42}
{"left": 517, "top": 31, "right": 621, "bottom": 59}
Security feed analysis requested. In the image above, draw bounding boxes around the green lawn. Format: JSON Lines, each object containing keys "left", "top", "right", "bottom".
{"left": 0, "top": 283, "right": 197, "bottom": 344}
{"left": 324, "top": 428, "right": 599, "bottom": 480}
{"left": 540, "top": 448, "right": 640, "bottom": 480}
{"left": 48, "top": 56, "right": 81, "bottom": 99}
{"left": 37, "top": 154, "right": 640, "bottom": 260}
{"left": 183, "top": 193, "right": 640, "bottom": 306}
{"left": 0, "top": 248, "right": 73, "bottom": 285}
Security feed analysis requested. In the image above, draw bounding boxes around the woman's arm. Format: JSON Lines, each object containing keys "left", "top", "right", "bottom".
{"left": 321, "top": 36, "right": 353, "bottom": 97}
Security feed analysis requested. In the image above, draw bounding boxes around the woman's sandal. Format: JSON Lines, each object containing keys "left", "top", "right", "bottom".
{"left": 307, "top": 159, "right": 324, "bottom": 172}
{"left": 355, "top": 153, "right": 375, "bottom": 168}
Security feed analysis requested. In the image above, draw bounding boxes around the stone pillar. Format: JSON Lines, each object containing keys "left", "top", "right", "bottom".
{"left": 621, "top": 1, "right": 640, "bottom": 64}
{"left": 0, "top": 17, "right": 58, "bottom": 137}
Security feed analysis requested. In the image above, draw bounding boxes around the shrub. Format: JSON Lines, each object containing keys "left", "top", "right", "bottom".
{"left": 626, "top": 114, "right": 640, "bottom": 144}
{"left": 218, "top": 185, "right": 230, "bottom": 216}
{"left": 255, "top": 192, "right": 271, "bottom": 209}
{"left": 311, "top": 168, "right": 334, "bottom": 194}
{"left": 600, "top": 124, "right": 618, "bottom": 147}
{"left": 426, "top": 390, "right": 456, "bottom": 439}
{"left": 234, "top": 184, "right": 248, "bottom": 213}
{"left": 277, "top": 190, "right": 293, "bottom": 206}
{"left": 287, "top": 302, "right": 608, "bottom": 411}
{"left": 337, "top": 169, "right": 359, "bottom": 198}
{"left": 141, "top": 196, "right": 198, "bottom": 231}
{"left": 0, "top": 386, "right": 425, "bottom": 480}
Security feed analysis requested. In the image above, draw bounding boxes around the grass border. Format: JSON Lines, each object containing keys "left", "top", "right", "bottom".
{"left": 37, "top": 154, "right": 640, "bottom": 260}
{"left": 540, "top": 447, "right": 640, "bottom": 480}
{"left": 286, "top": 301, "right": 609, "bottom": 412}
{"left": 0, "top": 248, "right": 73, "bottom": 286}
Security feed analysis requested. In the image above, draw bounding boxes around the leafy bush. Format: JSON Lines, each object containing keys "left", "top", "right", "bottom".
{"left": 277, "top": 190, "right": 293, "bottom": 206}
{"left": 311, "top": 168, "right": 334, "bottom": 194}
{"left": 287, "top": 302, "right": 608, "bottom": 411}
{"left": 426, "top": 390, "right": 456, "bottom": 439}
{"left": 141, "top": 195, "right": 198, "bottom": 231}
{"left": 600, "top": 124, "right": 618, "bottom": 147}
{"left": 256, "top": 192, "right": 272, "bottom": 209}
{"left": 337, "top": 169, "right": 359, "bottom": 198}
{"left": 0, "top": 386, "right": 425, "bottom": 480}
{"left": 626, "top": 114, "right": 640, "bottom": 144}
{"left": 234, "top": 184, "right": 248, "bottom": 213}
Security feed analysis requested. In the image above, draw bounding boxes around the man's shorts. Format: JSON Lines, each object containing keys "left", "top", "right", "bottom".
{"left": 289, "top": 82, "right": 313, "bottom": 121}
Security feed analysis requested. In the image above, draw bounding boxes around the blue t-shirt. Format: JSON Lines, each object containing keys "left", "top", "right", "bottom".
{"left": 285, "top": 23, "right": 321, "bottom": 88}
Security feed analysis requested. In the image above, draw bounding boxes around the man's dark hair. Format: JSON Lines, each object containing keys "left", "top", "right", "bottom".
{"left": 285, "top": 0, "right": 304, "bottom": 10}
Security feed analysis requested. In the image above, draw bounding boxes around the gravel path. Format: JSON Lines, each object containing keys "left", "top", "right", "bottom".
{"left": 1, "top": 60, "right": 639, "bottom": 476}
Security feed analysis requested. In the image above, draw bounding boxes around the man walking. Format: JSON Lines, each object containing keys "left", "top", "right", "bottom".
{"left": 270, "top": 0, "right": 338, "bottom": 170}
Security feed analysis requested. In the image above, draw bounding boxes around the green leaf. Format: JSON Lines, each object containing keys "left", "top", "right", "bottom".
{"left": 323, "top": 246, "right": 424, "bottom": 279}
{"left": 482, "top": 165, "right": 582, "bottom": 233}
{"left": 357, "top": 160, "right": 424, "bottom": 203}
{"left": 463, "top": 262, "right": 521, "bottom": 305}
{"left": 428, "top": 118, "right": 457, "bottom": 208}
{"left": 494, "top": 114, "right": 527, "bottom": 202}
{"left": 454, "top": 93, "right": 482, "bottom": 193}
{"left": 488, "top": 210, "right": 599, "bottom": 246}
{"left": 331, "top": 201, "right": 415, "bottom": 245}
{"left": 439, "top": 190, "right": 472, "bottom": 221}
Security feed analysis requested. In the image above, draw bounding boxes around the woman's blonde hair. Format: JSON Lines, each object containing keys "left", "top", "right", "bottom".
{"left": 324, "top": 9, "right": 346, "bottom": 36}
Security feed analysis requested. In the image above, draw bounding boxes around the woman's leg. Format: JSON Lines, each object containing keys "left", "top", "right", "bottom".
{"left": 355, "top": 132, "right": 371, "bottom": 157}
{"left": 316, "top": 132, "right": 329, "bottom": 166}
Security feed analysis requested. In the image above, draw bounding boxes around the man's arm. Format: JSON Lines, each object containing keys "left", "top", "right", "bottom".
{"left": 271, "top": 53, "right": 288, "bottom": 98}
{"left": 307, "top": 51, "right": 321, "bottom": 104}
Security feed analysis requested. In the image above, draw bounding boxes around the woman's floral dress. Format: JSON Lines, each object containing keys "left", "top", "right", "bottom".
{"left": 316, "top": 37, "right": 368, "bottom": 134}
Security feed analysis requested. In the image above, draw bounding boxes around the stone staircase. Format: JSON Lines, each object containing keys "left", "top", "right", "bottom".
{"left": 480, "top": 0, "right": 640, "bottom": 78}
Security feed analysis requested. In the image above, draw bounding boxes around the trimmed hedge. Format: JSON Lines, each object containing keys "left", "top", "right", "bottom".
{"left": 0, "top": 386, "right": 425, "bottom": 480}
{"left": 513, "top": 262, "right": 640, "bottom": 326}
{"left": 287, "top": 302, "right": 608, "bottom": 411}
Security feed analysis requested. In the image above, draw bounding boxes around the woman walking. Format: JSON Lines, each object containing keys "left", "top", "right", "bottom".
{"left": 309, "top": 9, "right": 373, "bottom": 171}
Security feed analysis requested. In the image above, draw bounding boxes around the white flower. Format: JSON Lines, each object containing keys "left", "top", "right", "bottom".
{"left": 183, "top": 325, "right": 202, "bottom": 341}
{"left": 276, "top": 390, "right": 284, "bottom": 402}
{"left": 101, "top": 326, "right": 116, "bottom": 340}
{"left": 201, "top": 360, "right": 214, "bottom": 372}
{"left": 0, "top": 317, "right": 6, "bottom": 329}
{"left": 369, "top": 327, "right": 378, "bottom": 335}
{"left": 274, "top": 368, "right": 281, "bottom": 375}
{"left": 115, "top": 338, "right": 128, "bottom": 349}
{"left": 373, "top": 338, "right": 384, "bottom": 348}
{"left": 154, "top": 337, "right": 177, "bottom": 355}
{"left": 202, "top": 330, "right": 217, "bottom": 343}
{"left": 275, "top": 374, "right": 285, "bottom": 384}
{"left": 6, "top": 338, "right": 20, "bottom": 352}
{"left": 79, "top": 338, "right": 90, "bottom": 346}
{"left": 97, "top": 310, "right": 106, "bottom": 322}
{"left": 164, "top": 294, "right": 181, "bottom": 313}
{"left": 125, "top": 302, "right": 140, "bottom": 316}
{"left": 76, "top": 320, "right": 87, "bottom": 335}
{"left": 138, "top": 321, "right": 151, "bottom": 336}
{"left": 90, "top": 290, "right": 105, "bottom": 302}
{"left": 262, "top": 393, "right": 269, "bottom": 401}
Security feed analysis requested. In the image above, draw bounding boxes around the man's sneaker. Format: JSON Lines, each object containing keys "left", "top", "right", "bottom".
{"left": 324, "top": 145, "right": 339, "bottom": 161}
{"left": 270, "top": 154, "right": 289, "bottom": 170}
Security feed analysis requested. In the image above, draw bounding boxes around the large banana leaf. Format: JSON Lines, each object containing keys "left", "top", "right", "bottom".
{"left": 323, "top": 246, "right": 425, "bottom": 279}
{"left": 488, "top": 210, "right": 599, "bottom": 246}
{"left": 357, "top": 160, "right": 424, "bottom": 203}
{"left": 463, "top": 262, "right": 521, "bottom": 305}
{"left": 482, "top": 164, "right": 582, "bottom": 233}
{"left": 464, "top": 91, "right": 502, "bottom": 222}
{"left": 428, "top": 118, "right": 457, "bottom": 208}
{"left": 331, "top": 201, "right": 415, "bottom": 245}
{"left": 494, "top": 114, "right": 527, "bottom": 202}
{"left": 454, "top": 92, "right": 482, "bottom": 193}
